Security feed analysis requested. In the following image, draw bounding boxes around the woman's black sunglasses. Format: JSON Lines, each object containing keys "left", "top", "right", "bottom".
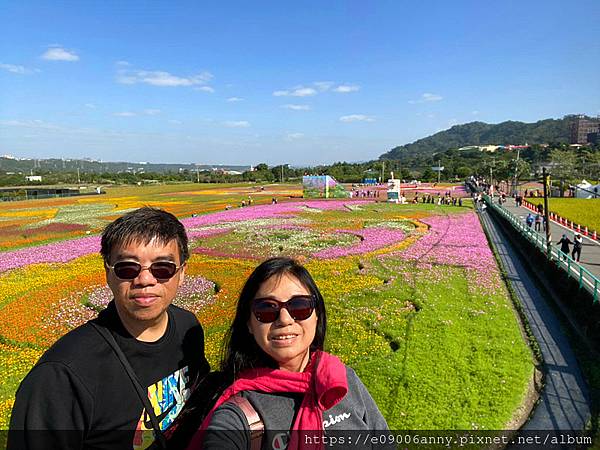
{"left": 106, "top": 261, "right": 183, "bottom": 280}
{"left": 251, "top": 295, "right": 316, "bottom": 323}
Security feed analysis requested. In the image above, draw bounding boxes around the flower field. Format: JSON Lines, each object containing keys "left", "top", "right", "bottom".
{"left": 0, "top": 183, "right": 534, "bottom": 431}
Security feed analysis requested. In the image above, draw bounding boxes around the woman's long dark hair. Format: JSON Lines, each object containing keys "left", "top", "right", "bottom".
{"left": 221, "top": 257, "right": 327, "bottom": 380}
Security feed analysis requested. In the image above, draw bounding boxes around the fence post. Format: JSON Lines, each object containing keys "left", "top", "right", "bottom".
{"left": 595, "top": 279, "right": 598, "bottom": 304}
{"left": 579, "top": 267, "right": 583, "bottom": 290}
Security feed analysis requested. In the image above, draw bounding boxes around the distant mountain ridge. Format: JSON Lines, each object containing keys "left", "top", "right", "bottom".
{"left": 380, "top": 117, "right": 578, "bottom": 160}
{"left": 0, "top": 157, "right": 250, "bottom": 174}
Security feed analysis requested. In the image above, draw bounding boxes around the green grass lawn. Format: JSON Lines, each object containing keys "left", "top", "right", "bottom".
{"left": 325, "top": 257, "right": 533, "bottom": 429}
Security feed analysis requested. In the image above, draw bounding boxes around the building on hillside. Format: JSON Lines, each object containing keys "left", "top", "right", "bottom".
{"left": 479, "top": 145, "right": 499, "bottom": 152}
{"left": 570, "top": 115, "right": 600, "bottom": 144}
{"left": 25, "top": 175, "right": 42, "bottom": 182}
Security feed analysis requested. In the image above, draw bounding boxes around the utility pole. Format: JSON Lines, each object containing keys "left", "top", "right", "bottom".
{"left": 437, "top": 160, "right": 441, "bottom": 184}
{"left": 77, "top": 167, "right": 81, "bottom": 184}
{"left": 196, "top": 168, "right": 200, "bottom": 183}
{"left": 543, "top": 167, "right": 551, "bottom": 258}
{"left": 513, "top": 147, "right": 520, "bottom": 196}
{"left": 281, "top": 165, "right": 284, "bottom": 183}
{"left": 381, "top": 160, "right": 385, "bottom": 183}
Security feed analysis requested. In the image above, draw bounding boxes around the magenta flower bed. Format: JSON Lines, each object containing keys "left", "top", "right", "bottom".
{"left": 0, "top": 235, "right": 101, "bottom": 273}
{"left": 401, "top": 213, "right": 490, "bottom": 268}
{"left": 399, "top": 212, "right": 500, "bottom": 290}
{"left": 313, "top": 228, "right": 405, "bottom": 259}
{"left": 182, "top": 200, "right": 373, "bottom": 228}
{"left": 187, "top": 228, "right": 232, "bottom": 239}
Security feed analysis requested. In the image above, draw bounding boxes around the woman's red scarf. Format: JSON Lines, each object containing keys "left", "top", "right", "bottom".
{"left": 188, "top": 351, "right": 348, "bottom": 449}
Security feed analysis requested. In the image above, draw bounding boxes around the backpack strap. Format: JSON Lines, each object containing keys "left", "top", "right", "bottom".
{"left": 90, "top": 322, "right": 168, "bottom": 450}
{"left": 226, "top": 394, "right": 264, "bottom": 450}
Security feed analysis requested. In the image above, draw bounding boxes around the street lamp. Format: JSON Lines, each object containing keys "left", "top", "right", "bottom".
{"left": 542, "top": 167, "right": 551, "bottom": 258}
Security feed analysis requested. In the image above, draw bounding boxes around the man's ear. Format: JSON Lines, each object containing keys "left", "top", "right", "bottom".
{"left": 177, "top": 263, "right": 186, "bottom": 287}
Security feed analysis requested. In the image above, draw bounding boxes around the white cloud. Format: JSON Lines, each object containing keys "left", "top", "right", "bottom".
{"left": 226, "top": 97, "right": 244, "bottom": 102}
{"left": 0, "top": 119, "right": 61, "bottom": 130}
{"left": 224, "top": 120, "right": 250, "bottom": 128}
{"left": 314, "top": 81, "right": 334, "bottom": 91}
{"left": 472, "top": 110, "right": 480, "bottom": 115}
{"left": 168, "top": 119, "right": 182, "bottom": 124}
{"left": 195, "top": 86, "right": 215, "bottom": 93}
{"left": 339, "top": 114, "right": 375, "bottom": 123}
{"left": 273, "top": 86, "right": 317, "bottom": 97}
{"left": 143, "top": 109, "right": 161, "bottom": 115}
{"left": 333, "top": 84, "right": 360, "bottom": 93}
{"left": 116, "top": 68, "right": 213, "bottom": 87}
{"left": 285, "top": 133, "right": 305, "bottom": 141}
{"left": 282, "top": 104, "right": 310, "bottom": 111}
{"left": 42, "top": 47, "right": 79, "bottom": 61}
{"left": 84, "top": 103, "right": 97, "bottom": 109}
{"left": 113, "top": 111, "right": 137, "bottom": 117}
{"left": 409, "top": 92, "right": 443, "bottom": 104}
{"left": 116, "top": 60, "right": 131, "bottom": 66}
{"left": 423, "top": 93, "right": 443, "bottom": 102}
{"left": 0, "top": 63, "right": 38, "bottom": 74}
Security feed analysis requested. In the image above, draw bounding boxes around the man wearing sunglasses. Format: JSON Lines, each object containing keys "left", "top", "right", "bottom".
{"left": 9, "top": 207, "right": 210, "bottom": 450}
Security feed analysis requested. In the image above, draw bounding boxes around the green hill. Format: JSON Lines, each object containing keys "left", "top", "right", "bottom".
{"left": 380, "top": 117, "right": 576, "bottom": 160}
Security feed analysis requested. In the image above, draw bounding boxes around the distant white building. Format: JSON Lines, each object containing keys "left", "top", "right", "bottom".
{"left": 458, "top": 145, "right": 499, "bottom": 152}
{"left": 479, "top": 145, "right": 499, "bottom": 152}
{"left": 25, "top": 175, "right": 42, "bottom": 182}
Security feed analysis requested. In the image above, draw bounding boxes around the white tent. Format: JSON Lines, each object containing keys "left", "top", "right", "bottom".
{"left": 575, "top": 180, "right": 599, "bottom": 199}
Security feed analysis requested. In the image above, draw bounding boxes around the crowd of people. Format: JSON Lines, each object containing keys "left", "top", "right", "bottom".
{"left": 416, "top": 192, "right": 463, "bottom": 206}
{"left": 349, "top": 188, "right": 380, "bottom": 198}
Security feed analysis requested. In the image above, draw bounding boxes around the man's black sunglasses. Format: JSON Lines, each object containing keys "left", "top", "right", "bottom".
{"left": 251, "top": 295, "right": 316, "bottom": 323}
{"left": 105, "top": 261, "right": 183, "bottom": 280}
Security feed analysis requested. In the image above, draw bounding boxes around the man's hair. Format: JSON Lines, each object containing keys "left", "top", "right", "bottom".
{"left": 221, "top": 257, "right": 327, "bottom": 379}
{"left": 100, "top": 207, "right": 189, "bottom": 264}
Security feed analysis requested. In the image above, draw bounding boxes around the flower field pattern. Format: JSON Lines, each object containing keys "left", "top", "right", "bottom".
{"left": 399, "top": 213, "right": 502, "bottom": 293}
{"left": 0, "top": 183, "right": 534, "bottom": 431}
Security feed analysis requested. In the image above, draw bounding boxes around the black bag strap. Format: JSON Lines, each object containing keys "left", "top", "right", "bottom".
{"left": 91, "top": 322, "right": 168, "bottom": 450}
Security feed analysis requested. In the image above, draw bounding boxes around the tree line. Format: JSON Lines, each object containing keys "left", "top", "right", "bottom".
{"left": 1, "top": 142, "right": 598, "bottom": 188}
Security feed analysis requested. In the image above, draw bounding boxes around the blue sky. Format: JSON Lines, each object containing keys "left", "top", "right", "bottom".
{"left": 1, "top": 0, "right": 599, "bottom": 165}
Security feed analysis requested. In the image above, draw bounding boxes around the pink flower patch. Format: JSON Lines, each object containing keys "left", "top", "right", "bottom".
{"left": 313, "top": 228, "right": 405, "bottom": 259}
{"left": 399, "top": 212, "right": 501, "bottom": 291}
{"left": 0, "top": 236, "right": 101, "bottom": 273}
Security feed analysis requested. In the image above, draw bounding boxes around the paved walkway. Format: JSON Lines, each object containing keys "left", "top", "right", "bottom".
{"left": 478, "top": 207, "right": 591, "bottom": 434}
{"left": 499, "top": 200, "right": 600, "bottom": 279}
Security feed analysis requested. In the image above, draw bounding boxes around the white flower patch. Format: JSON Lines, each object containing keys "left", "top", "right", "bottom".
{"left": 364, "top": 219, "right": 415, "bottom": 232}
{"left": 33, "top": 204, "right": 137, "bottom": 228}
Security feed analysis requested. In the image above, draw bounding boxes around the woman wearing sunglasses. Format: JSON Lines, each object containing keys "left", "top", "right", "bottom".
{"left": 189, "top": 256, "right": 388, "bottom": 449}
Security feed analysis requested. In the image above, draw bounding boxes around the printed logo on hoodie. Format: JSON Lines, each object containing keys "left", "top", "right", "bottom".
{"left": 323, "top": 412, "right": 351, "bottom": 428}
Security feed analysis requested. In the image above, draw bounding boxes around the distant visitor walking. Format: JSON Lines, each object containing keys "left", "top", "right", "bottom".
{"left": 572, "top": 233, "right": 583, "bottom": 262}
{"left": 558, "top": 234, "right": 573, "bottom": 261}
{"left": 526, "top": 213, "right": 534, "bottom": 228}
{"left": 534, "top": 214, "right": 542, "bottom": 232}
